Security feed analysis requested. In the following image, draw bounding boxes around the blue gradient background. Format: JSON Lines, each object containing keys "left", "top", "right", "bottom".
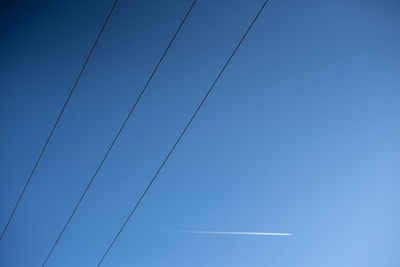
{"left": 1, "top": 0, "right": 399, "bottom": 266}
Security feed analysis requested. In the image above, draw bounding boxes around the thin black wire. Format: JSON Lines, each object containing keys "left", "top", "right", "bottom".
{"left": 41, "top": 1, "right": 197, "bottom": 266}
{"left": 0, "top": 0, "right": 120, "bottom": 241}
{"left": 97, "top": 1, "right": 270, "bottom": 265}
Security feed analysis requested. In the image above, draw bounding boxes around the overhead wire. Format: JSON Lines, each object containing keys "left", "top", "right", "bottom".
{"left": 41, "top": 1, "right": 198, "bottom": 266}
{"left": 0, "top": 0, "right": 120, "bottom": 241}
{"left": 97, "top": 0, "right": 270, "bottom": 265}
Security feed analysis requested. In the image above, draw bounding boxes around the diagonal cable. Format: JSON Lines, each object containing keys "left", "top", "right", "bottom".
{"left": 41, "top": 1, "right": 197, "bottom": 266}
{"left": 97, "top": 0, "right": 270, "bottom": 265}
{"left": 0, "top": 0, "right": 120, "bottom": 241}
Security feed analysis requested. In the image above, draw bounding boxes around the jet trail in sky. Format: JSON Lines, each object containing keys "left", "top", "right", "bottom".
{"left": 180, "top": 231, "right": 292, "bottom": 236}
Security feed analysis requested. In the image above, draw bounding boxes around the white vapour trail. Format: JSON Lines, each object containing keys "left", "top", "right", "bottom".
{"left": 180, "top": 231, "right": 292, "bottom": 236}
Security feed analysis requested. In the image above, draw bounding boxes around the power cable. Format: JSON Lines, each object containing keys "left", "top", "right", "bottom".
{"left": 0, "top": 0, "right": 120, "bottom": 240}
{"left": 97, "top": 0, "right": 270, "bottom": 265}
{"left": 41, "top": 1, "right": 197, "bottom": 266}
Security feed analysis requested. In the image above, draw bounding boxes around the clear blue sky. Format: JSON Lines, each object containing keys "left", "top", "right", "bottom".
{"left": 1, "top": 0, "right": 399, "bottom": 266}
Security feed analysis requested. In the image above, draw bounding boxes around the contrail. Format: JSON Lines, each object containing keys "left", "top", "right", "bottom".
{"left": 179, "top": 231, "right": 292, "bottom": 236}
